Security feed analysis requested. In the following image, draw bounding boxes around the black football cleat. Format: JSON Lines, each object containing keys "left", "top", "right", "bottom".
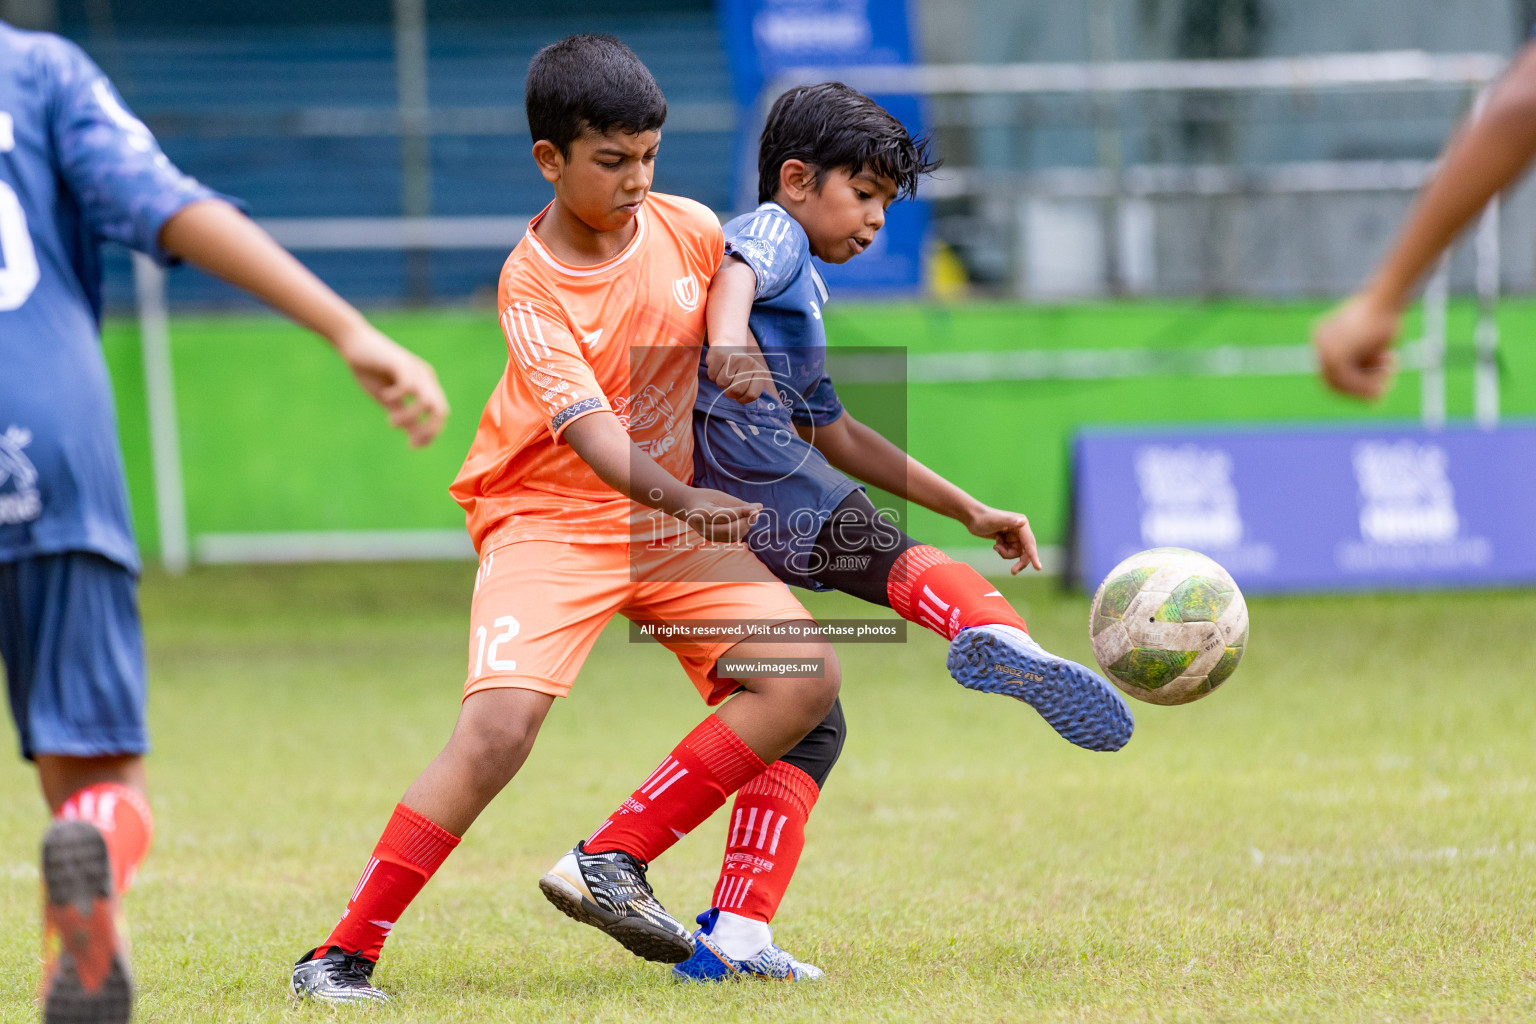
{"left": 290, "top": 946, "right": 389, "bottom": 1004}
{"left": 40, "top": 820, "right": 131, "bottom": 1024}
{"left": 539, "top": 842, "right": 694, "bottom": 963}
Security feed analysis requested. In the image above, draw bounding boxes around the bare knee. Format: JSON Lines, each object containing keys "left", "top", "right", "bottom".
{"left": 459, "top": 713, "right": 536, "bottom": 762}
{"left": 787, "top": 648, "right": 840, "bottom": 731}
{"left": 449, "top": 690, "right": 550, "bottom": 786}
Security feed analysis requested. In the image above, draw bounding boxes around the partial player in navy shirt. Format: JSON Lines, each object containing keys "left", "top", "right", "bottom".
{"left": 0, "top": 25, "right": 221, "bottom": 571}
{"left": 0, "top": 21, "right": 448, "bottom": 1023}
{"left": 696, "top": 203, "right": 844, "bottom": 433}
{"left": 676, "top": 83, "right": 1134, "bottom": 984}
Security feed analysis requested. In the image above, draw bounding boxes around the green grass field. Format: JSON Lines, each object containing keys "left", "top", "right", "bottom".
{"left": 102, "top": 299, "right": 1536, "bottom": 560}
{"left": 2, "top": 563, "right": 1533, "bottom": 1022}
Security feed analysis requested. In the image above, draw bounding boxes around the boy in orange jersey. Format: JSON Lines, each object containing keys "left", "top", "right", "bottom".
{"left": 289, "top": 34, "right": 841, "bottom": 1004}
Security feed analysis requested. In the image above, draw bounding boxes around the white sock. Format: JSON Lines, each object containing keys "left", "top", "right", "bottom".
{"left": 709, "top": 910, "right": 772, "bottom": 960}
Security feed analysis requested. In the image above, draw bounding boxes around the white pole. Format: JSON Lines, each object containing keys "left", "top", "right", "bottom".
{"left": 1473, "top": 196, "right": 1500, "bottom": 428}
{"left": 775, "top": 51, "right": 1506, "bottom": 98}
{"left": 393, "top": 0, "right": 432, "bottom": 303}
{"left": 1420, "top": 254, "right": 1449, "bottom": 430}
{"left": 132, "top": 254, "right": 189, "bottom": 574}
{"left": 1088, "top": 0, "right": 1123, "bottom": 296}
{"left": 393, "top": 0, "right": 430, "bottom": 219}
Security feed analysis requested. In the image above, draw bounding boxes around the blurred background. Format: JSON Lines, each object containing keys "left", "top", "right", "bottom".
{"left": 7, "top": 0, "right": 1535, "bottom": 581}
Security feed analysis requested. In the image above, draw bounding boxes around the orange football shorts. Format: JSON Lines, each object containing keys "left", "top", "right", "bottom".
{"left": 464, "top": 535, "right": 813, "bottom": 706}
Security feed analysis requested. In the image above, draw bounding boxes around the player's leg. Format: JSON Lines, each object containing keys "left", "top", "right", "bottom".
{"left": 2, "top": 553, "right": 150, "bottom": 1024}
{"left": 674, "top": 698, "right": 843, "bottom": 982}
{"left": 695, "top": 413, "right": 1130, "bottom": 749}
{"left": 540, "top": 549, "right": 839, "bottom": 964}
{"left": 291, "top": 686, "right": 553, "bottom": 1003}
{"left": 814, "top": 490, "right": 1133, "bottom": 752}
{"left": 292, "top": 540, "right": 615, "bottom": 1003}
{"left": 541, "top": 626, "right": 839, "bottom": 963}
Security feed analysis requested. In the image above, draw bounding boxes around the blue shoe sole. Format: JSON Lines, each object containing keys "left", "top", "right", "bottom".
{"left": 946, "top": 630, "right": 1134, "bottom": 752}
{"left": 672, "top": 959, "right": 734, "bottom": 983}
{"left": 671, "top": 933, "right": 820, "bottom": 983}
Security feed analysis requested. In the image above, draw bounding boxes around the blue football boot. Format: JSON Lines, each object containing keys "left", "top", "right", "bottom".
{"left": 946, "top": 623, "right": 1134, "bottom": 751}
{"left": 672, "top": 909, "right": 823, "bottom": 982}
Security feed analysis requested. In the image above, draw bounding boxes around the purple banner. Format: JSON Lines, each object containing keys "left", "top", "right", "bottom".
{"left": 1072, "top": 422, "right": 1536, "bottom": 593}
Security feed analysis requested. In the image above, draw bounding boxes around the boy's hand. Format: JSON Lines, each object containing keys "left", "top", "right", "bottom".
{"left": 333, "top": 323, "right": 451, "bottom": 447}
{"left": 706, "top": 344, "right": 774, "bottom": 404}
{"left": 156, "top": 201, "right": 449, "bottom": 446}
{"left": 966, "top": 505, "right": 1042, "bottom": 575}
{"left": 672, "top": 486, "right": 762, "bottom": 544}
{"left": 1313, "top": 292, "right": 1401, "bottom": 400}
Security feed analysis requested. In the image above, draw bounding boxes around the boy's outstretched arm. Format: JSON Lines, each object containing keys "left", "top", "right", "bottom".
{"left": 1315, "top": 41, "right": 1536, "bottom": 399}
{"left": 704, "top": 257, "right": 772, "bottom": 403}
{"left": 158, "top": 198, "right": 449, "bottom": 447}
{"left": 563, "top": 411, "right": 761, "bottom": 543}
{"left": 804, "top": 412, "right": 1042, "bottom": 573}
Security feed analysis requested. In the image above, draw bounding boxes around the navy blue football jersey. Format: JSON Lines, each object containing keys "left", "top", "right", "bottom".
{"left": 695, "top": 202, "right": 846, "bottom": 431}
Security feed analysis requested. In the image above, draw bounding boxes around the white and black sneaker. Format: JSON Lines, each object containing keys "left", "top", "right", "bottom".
{"left": 539, "top": 842, "right": 695, "bottom": 963}
{"left": 290, "top": 947, "right": 389, "bottom": 1004}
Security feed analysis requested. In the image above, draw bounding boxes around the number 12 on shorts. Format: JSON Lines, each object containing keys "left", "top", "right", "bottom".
{"left": 473, "top": 615, "right": 520, "bottom": 676}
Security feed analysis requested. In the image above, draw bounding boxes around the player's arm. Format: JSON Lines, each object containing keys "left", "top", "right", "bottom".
{"left": 563, "top": 412, "right": 760, "bottom": 543}
{"left": 158, "top": 200, "right": 448, "bottom": 447}
{"left": 704, "top": 257, "right": 772, "bottom": 403}
{"left": 1315, "top": 41, "right": 1536, "bottom": 399}
{"left": 46, "top": 46, "right": 448, "bottom": 446}
{"left": 802, "top": 412, "right": 1042, "bottom": 573}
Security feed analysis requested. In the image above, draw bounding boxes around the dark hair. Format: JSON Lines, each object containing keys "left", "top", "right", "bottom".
{"left": 525, "top": 34, "right": 666, "bottom": 156}
{"left": 757, "top": 82, "right": 938, "bottom": 204}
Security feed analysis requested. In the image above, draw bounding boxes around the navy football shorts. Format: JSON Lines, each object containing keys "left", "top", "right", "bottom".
{"left": 692, "top": 410, "right": 861, "bottom": 591}
{"left": 0, "top": 552, "right": 148, "bottom": 761}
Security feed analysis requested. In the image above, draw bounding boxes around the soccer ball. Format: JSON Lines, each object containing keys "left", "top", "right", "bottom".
{"left": 1088, "top": 547, "right": 1249, "bottom": 705}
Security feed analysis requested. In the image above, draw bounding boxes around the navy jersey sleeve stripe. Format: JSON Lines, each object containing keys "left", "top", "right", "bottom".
{"left": 724, "top": 206, "right": 807, "bottom": 302}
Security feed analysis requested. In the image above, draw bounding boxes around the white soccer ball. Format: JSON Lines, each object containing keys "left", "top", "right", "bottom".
{"left": 1088, "top": 547, "right": 1249, "bottom": 705}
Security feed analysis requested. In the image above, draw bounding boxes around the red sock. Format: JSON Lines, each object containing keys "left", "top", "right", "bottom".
{"left": 711, "top": 760, "right": 819, "bottom": 923}
{"left": 887, "top": 545, "right": 1028, "bottom": 640}
{"left": 586, "top": 715, "right": 765, "bottom": 864}
{"left": 57, "top": 783, "right": 154, "bottom": 895}
{"left": 319, "top": 803, "right": 459, "bottom": 962}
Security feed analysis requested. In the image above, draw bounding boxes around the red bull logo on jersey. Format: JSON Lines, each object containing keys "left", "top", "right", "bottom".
{"left": 612, "top": 385, "right": 679, "bottom": 456}
{"left": 0, "top": 425, "right": 41, "bottom": 525}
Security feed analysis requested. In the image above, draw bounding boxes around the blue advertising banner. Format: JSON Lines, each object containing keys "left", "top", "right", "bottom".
{"left": 1072, "top": 422, "right": 1536, "bottom": 594}
{"left": 716, "top": 0, "right": 928, "bottom": 292}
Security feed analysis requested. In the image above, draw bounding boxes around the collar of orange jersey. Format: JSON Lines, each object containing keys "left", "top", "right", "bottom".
{"left": 523, "top": 199, "right": 648, "bottom": 278}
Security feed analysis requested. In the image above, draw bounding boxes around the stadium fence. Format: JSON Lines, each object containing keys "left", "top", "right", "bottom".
{"left": 133, "top": 52, "right": 1510, "bottom": 572}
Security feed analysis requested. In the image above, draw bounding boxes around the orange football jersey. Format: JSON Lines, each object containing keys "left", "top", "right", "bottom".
{"left": 451, "top": 192, "right": 724, "bottom": 552}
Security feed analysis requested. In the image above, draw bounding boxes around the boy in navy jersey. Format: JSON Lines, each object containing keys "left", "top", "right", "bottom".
{"left": 674, "top": 82, "right": 1135, "bottom": 981}
{"left": 0, "top": 20, "right": 447, "bottom": 1023}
